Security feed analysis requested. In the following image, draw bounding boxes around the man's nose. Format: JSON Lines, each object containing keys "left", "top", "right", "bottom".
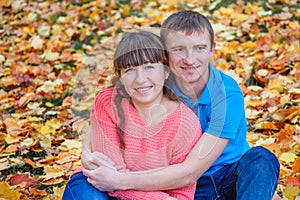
{"left": 183, "top": 50, "right": 195, "bottom": 65}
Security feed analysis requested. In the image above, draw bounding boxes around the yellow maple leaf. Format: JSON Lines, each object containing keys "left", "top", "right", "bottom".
{"left": 123, "top": 4, "right": 131, "bottom": 17}
{"left": 280, "top": 152, "right": 297, "bottom": 163}
{"left": 41, "top": 166, "right": 64, "bottom": 181}
{"left": 61, "top": 139, "right": 82, "bottom": 149}
{"left": 46, "top": 118, "right": 62, "bottom": 130}
{"left": 0, "top": 182, "right": 21, "bottom": 200}
{"left": 240, "top": 41, "right": 257, "bottom": 52}
{"left": 38, "top": 134, "right": 52, "bottom": 148}
{"left": 268, "top": 77, "right": 284, "bottom": 93}
{"left": 283, "top": 184, "right": 300, "bottom": 199}
{"left": 5, "top": 134, "right": 22, "bottom": 144}
{"left": 166, "top": 0, "right": 178, "bottom": 8}
{"left": 20, "top": 138, "right": 35, "bottom": 148}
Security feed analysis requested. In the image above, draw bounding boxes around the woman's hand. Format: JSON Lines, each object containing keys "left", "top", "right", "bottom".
{"left": 81, "top": 126, "right": 116, "bottom": 170}
{"left": 83, "top": 161, "right": 121, "bottom": 192}
{"left": 81, "top": 149, "right": 115, "bottom": 171}
{"left": 81, "top": 127, "right": 123, "bottom": 191}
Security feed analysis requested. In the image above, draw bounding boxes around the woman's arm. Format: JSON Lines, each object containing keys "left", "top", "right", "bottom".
{"left": 83, "top": 132, "right": 228, "bottom": 191}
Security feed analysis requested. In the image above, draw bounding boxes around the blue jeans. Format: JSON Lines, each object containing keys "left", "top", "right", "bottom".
{"left": 62, "top": 172, "right": 111, "bottom": 200}
{"left": 194, "top": 146, "right": 280, "bottom": 200}
{"left": 63, "top": 146, "right": 279, "bottom": 200}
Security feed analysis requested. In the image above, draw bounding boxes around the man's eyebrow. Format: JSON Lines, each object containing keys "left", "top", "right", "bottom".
{"left": 194, "top": 44, "right": 208, "bottom": 47}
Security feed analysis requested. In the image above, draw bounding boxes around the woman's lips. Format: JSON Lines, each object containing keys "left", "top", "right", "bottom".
{"left": 134, "top": 86, "right": 153, "bottom": 94}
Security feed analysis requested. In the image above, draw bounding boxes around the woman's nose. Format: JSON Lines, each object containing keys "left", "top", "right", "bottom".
{"left": 135, "top": 67, "right": 147, "bottom": 82}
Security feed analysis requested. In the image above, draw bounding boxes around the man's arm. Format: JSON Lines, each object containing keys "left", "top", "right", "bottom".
{"left": 83, "top": 132, "right": 228, "bottom": 191}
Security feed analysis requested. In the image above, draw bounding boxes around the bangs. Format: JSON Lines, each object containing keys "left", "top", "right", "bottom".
{"left": 114, "top": 31, "right": 168, "bottom": 71}
{"left": 115, "top": 48, "right": 166, "bottom": 69}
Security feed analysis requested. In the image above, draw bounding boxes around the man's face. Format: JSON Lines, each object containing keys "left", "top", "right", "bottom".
{"left": 165, "top": 30, "right": 214, "bottom": 86}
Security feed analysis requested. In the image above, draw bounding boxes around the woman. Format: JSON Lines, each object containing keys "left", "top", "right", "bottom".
{"left": 63, "top": 31, "right": 202, "bottom": 200}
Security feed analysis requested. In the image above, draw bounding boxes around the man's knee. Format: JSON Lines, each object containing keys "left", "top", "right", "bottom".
{"left": 241, "top": 146, "right": 280, "bottom": 173}
{"left": 240, "top": 146, "right": 280, "bottom": 173}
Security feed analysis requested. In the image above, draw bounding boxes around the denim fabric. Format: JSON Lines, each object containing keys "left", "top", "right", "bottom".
{"left": 194, "top": 146, "right": 280, "bottom": 200}
{"left": 62, "top": 172, "right": 110, "bottom": 200}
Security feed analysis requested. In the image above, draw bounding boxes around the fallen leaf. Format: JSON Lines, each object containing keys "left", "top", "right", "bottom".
{"left": 283, "top": 184, "right": 300, "bottom": 199}
{"left": 280, "top": 152, "right": 297, "bottom": 163}
{"left": 0, "top": 181, "right": 21, "bottom": 200}
{"left": 10, "top": 173, "right": 37, "bottom": 188}
{"left": 61, "top": 139, "right": 82, "bottom": 149}
{"left": 41, "top": 165, "right": 64, "bottom": 181}
{"left": 4, "top": 118, "right": 29, "bottom": 137}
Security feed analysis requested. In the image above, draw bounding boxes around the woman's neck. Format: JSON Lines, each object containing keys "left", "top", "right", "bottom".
{"left": 133, "top": 97, "right": 179, "bottom": 126}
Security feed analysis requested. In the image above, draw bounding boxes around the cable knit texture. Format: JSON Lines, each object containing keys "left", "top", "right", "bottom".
{"left": 90, "top": 87, "right": 201, "bottom": 200}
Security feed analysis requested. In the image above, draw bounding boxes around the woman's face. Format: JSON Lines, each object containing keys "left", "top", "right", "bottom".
{"left": 120, "top": 63, "right": 169, "bottom": 107}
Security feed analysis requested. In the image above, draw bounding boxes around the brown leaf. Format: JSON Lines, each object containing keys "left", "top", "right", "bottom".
{"left": 10, "top": 173, "right": 37, "bottom": 188}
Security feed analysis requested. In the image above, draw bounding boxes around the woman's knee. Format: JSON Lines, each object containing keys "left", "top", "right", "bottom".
{"left": 62, "top": 172, "right": 109, "bottom": 200}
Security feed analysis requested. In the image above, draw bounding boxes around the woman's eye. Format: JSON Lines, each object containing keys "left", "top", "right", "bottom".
{"left": 145, "top": 65, "right": 155, "bottom": 70}
{"left": 124, "top": 68, "right": 134, "bottom": 73}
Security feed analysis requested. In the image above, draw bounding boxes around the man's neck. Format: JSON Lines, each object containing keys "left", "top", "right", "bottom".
{"left": 176, "top": 80, "right": 206, "bottom": 103}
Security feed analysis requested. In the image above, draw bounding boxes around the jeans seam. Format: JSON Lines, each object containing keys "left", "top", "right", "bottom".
{"left": 210, "top": 175, "right": 221, "bottom": 199}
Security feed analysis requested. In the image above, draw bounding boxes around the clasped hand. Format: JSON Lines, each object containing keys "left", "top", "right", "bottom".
{"left": 81, "top": 128, "right": 122, "bottom": 192}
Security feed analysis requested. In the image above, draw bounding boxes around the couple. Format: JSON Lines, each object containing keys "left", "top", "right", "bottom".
{"left": 63, "top": 10, "right": 280, "bottom": 199}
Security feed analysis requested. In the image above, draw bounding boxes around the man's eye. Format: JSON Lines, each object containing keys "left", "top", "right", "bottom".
{"left": 196, "top": 46, "right": 206, "bottom": 52}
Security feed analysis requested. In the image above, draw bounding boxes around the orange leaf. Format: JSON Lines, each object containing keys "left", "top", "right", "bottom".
{"left": 292, "top": 157, "right": 300, "bottom": 174}
{"left": 24, "top": 158, "right": 38, "bottom": 168}
{"left": 29, "top": 188, "right": 47, "bottom": 196}
{"left": 261, "top": 143, "right": 281, "bottom": 157}
{"left": 42, "top": 177, "right": 64, "bottom": 186}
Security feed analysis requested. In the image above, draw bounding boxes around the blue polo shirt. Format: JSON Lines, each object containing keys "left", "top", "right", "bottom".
{"left": 173, "top": 63, "right": 250, "bottom": 176}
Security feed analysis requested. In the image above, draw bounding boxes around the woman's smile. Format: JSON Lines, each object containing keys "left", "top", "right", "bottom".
{"left": 134, "top": 86, "right": 153, "bottom": 94}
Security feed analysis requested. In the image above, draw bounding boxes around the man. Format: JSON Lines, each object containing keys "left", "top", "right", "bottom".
{"left": 83, "top": 10, "right": 280, "bottom": 199}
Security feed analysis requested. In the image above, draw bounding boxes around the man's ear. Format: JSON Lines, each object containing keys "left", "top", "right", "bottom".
{"left": 210, "top": 42, "right": 216, "bottom": 57}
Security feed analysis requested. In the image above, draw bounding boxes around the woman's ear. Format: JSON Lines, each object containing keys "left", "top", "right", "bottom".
{"left": 165, "top": 72, "right": 170, "bottom": 79}
{"left": 164, "top": 65, "right": 170, "bottom": 79}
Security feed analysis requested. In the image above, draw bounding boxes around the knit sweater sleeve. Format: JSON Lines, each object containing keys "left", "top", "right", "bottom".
{"left": 90, "top": 88, "right": 171, "bottom": 200}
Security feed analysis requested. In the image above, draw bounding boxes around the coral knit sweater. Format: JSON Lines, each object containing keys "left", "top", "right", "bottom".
{"left": 90, "top": 87, "right": 202, "bottom": 200}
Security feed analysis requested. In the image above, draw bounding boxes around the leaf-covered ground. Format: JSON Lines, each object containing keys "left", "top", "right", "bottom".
{"left": 0, "top": 0, "right": 299, "bottom": 199}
